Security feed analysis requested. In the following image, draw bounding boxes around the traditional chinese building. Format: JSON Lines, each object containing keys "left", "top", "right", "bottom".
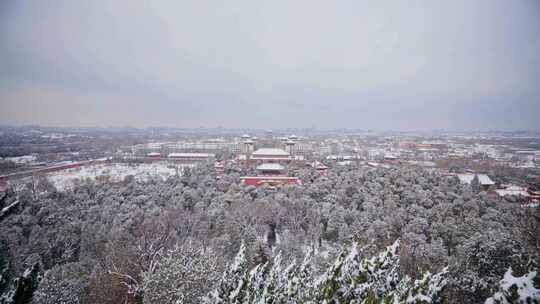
{"left": 214, "top": 161, "right": 225, "bottom": 176}
{"left": 310, "top": 160, "right": 328, "bottom": 175}
{"left": 250, "top": 148, "right": 292, "bottom": 163}
{"left": 457, "top": 173, "right": 495, "bottom": 191}
{"left": 240, "top": 162, "right": 300, "bottom": 187}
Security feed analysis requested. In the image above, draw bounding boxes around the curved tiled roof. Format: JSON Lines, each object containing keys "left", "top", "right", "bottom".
{"left": 256, "top": 163, "right": 285, "bottom": 171}
{"left": 252, "top": 148, "right": 290, "bottom": 156}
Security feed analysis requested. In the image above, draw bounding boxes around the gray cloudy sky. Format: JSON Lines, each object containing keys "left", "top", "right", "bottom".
{"left": 1, "top": 0, "right": 539, "bottom": 130}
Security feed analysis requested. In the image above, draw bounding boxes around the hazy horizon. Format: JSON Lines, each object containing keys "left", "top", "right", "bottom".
{"left": 1, "top": 0, "right": 540, "bottom": 131}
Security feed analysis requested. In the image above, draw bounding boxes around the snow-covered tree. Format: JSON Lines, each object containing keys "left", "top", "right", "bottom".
{"left": 211, "top": 239, "right": 449, "bottom": 304}
{"left": 1, "top": 161, "right": 536, "bottom": 304}
{"left": 258, "top": 251, "right": 282, "bottom": 303}
{"left": 470, "top": 175, "right": 481, "bottom": 192}
{"left": 314, "top": 246, "right": 347, "bottom": 303}
{"left": 142, "top": 242, "right": 222, "bottom": 304}
{"left": 286, "top": 246, "right": 314, "bottom": 302}
{"left": 206, "top": 242, "right": 249, "bottom": 304}
{"left": 406, "top": 268, "right": 448, "bottom": 304}
{"left": 1, "top": 262, "right": 40, "bottom": 304}
{"left": 242, "top": 263, "right": 268, "bottom": 304}
{"left": 484, "top": 267, "right": 540, "bottom": 304}
{"left": 32, "top": 262, "right": 88, "bottom": 304}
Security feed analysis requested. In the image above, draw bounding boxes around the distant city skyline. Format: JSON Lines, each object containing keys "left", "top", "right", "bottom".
{"left": 1, "top": 0, "right": 539, "bottom": 131}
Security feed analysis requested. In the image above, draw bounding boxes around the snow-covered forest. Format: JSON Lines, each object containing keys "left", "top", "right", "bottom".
{"left": 0, "top": 163, "right": 539, "bottom": 303}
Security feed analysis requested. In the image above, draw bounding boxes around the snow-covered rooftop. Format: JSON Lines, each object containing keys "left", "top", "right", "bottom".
{"left": 338, "top": 161, "right": 354, "bottom": 166}
{"left": 495, "top": 189, "right": 529, "bottom": 197}
{"left": 256, "top": 163, "right": 285, "bottom": 171}
{"left": 238, "top": 154, "right": 248, "bottom": 160}
{"left": 168, "top": 153, "right": 214, "bottom": 158}
{"left": 457, "top": 174, "right": 495, "bottom": 186}
{"left": 5, "top": 155, "right": 37, "bottom": 164}
{"left": 384, "top": 153, "right": 398, "bottom": 159}
{"left": 252, "top": 148, "right": 290, "bottom": 156}
{"left": 311, "top": 161, "right": 328, "bottom": 169}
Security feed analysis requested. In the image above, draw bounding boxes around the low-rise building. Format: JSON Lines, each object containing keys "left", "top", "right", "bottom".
{"left": 457, "top": 173, "right": 495, "bottom": 190}
{"left": 310, "top": 161, "right": 328, "bottom": 175}
{"left": 168, "top": 153, "right": 214, "bottom": 162}
{"left": 250, "top": 148, "right": 291, "bottom": 162}
{"left": 240, "top": 161, "right": 300, "bottom": 187}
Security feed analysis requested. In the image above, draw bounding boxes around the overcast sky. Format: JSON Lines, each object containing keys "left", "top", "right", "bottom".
{"left": 1, "top": 0, "right": 539, "bottom": 131}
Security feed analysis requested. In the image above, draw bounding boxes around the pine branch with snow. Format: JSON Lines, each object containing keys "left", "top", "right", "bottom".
{"left": 485, "top": 267, "right": 540, "bottom": 304}
{"left": 406, "top": 267, "right": 448, "bottom": 304}
{"left": 209, "top": 239, "right": 450, "bottom": 304}
{"left": 207, "top": 242, "right": 249, "bottom": 304}
{"left": 242, "top": 263, "right": 268, "bottom": 304}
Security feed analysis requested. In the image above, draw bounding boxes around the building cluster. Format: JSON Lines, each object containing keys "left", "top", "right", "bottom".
{"left": 2, "top": 127, "right": 538, "bottom": 201}
{"left": 126, "top": 133, "right": 540, "bottom": 196}
{"left": 210, "top": 134, "right": 328, "bottom": 187}
{"left": 452, "top": 173, "right": 539, "bottom": 205}
{"left": 126, "top": 133, "right": 332, "bottom": 187}
{"left": 236, "top": 134, "right": 305, "bottom": 187}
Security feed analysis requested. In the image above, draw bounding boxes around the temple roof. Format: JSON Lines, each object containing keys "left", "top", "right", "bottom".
{"left": 256, "top": 163, "right": 285, "bottom": 171}
{"left": 252, "top": 148, "right": 290, "bottom": 156}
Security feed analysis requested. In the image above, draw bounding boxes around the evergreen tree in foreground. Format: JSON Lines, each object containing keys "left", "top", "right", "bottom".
{"left": 206, "top": 242, "right": 249, "bottom": 304}
{"left": 207, "top": 240, "right": 450, "bottom": 303}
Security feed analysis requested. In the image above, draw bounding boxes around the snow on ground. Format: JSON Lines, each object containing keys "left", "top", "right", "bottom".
{"left": 4, "top": 155, "right": 37, "bottom": 164}
{"left": 48, "top": 162, "right": 191, "bottom": 191}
